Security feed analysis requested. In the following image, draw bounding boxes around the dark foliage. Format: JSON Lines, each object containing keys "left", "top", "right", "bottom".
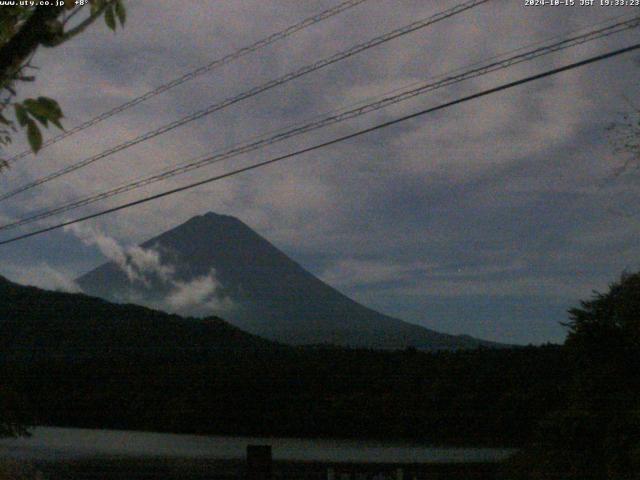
{"left": 0, "top": 275, "right": 567, "bottom": 446}
{"left": 2, "top": 345, "right": 567, "bottom": 446}
{"left": 502, "top": 272, "right": 640, "bottom": 479}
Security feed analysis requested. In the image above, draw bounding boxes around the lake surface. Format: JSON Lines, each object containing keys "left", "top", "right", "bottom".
{"left": 0, "top": 427, "right": 515, "bottom": 464}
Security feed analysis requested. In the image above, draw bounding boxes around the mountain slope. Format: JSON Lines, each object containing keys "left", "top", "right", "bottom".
{"left": 0, "top": 274, "right": 276, "bottom": 361}
{"left": 77, "top": 212, "right": 500, "bottom": 350}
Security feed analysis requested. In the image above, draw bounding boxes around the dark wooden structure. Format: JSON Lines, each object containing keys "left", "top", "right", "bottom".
{"left": 246, "top": 445, "right": 273, "bottom": 480}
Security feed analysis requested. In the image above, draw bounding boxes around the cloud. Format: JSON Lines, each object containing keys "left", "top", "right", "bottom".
{"left": 164, "top": 270, "right": 235, "bottom": 317}
{"left": 1, "top": 263, "right": 80, "bottom": 293}
{"left": 65, "top": 223, "right": 174, "bottom": 285}
{"left": 321, "top": 258, "right": 436, "bottom": 287}
{"left": 1, "top": 1, "right": 639, "bottom": 343}
{"left": 64, "top": 224, "right": 233, "bottom": 317}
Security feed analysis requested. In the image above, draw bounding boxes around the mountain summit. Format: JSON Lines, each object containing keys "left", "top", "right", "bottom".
{"left": 77, "top": 212, "right": 497, "bottom": 350}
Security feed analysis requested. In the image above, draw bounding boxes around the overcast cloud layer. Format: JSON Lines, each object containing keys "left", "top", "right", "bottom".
{"left": 1, "top": 0, "right": 640, "bottom": 344}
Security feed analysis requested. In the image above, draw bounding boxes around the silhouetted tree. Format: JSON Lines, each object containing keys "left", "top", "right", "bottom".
{"left": 0, "top": 2, "right": 126, "bottom": 436}
{"left": 0, "top": 1, "right": 126, "bottom": 165}
{"left": 503, "top": 272, "right": 640, "bottom": 479}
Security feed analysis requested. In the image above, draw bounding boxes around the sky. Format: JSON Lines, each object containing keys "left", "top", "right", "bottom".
{"left": 1, "top": 0, "right": 640, "bottom": 345}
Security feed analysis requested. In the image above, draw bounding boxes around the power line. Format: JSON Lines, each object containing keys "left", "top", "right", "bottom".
{"left": 3, "top": 0, "right": 371, "bottom": 165}
{"left": 3, "top": 14, "right": 637, "bottom": 231}
{"left": 1, "top": 42, "right": 638, "bottom": 247}
{"left": 0, "top": 0, "right": 490, "bottom": 203}
{"left": 2, "top": 14, "right": 638, "bottom": 232}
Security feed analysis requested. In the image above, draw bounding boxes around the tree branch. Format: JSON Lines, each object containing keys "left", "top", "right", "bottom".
{"left": 49, "top": 1, "right": 114, "bottom": 47}
{"left": 0, "top": 6, "right": 64, "bottom": 85}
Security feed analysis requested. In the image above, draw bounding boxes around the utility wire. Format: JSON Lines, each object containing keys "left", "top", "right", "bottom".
{"left": 1, "top": 42, "right": 638, "bottom": 246}
{"left": 4, "top": 0, "right": 370, "bottom": 165}
{"left": 0, "top": 0, "right": 490, "bottom": 203}
{"left": 2, "top": 14, "right": 638, "bottom": 232}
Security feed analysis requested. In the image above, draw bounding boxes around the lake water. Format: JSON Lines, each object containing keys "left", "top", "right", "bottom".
{"left": 0, "top": 427, "right": 515, "bottom": 464}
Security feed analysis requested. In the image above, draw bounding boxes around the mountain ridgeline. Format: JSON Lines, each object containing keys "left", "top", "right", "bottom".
{"left": 77, "top": 212, "right": 499, "bottom": 350}
{"left": 0, "top": 274, "right": 566, "bottom": 445}
{"left": 0, "top": 274, "right": 275, "bottom": 361}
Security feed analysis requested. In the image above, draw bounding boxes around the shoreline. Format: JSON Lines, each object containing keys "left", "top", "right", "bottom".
{"left": 25, "top": 457, "right": 505, "bottom": 480}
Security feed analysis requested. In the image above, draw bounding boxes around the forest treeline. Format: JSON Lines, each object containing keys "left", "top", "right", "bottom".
{"left": 1, "top": 344, "right": 567, "bottom": 446}
{"left": 1, "top": 272, "right": 639, "bottom": 478}
{"left": 0, "top": 274, "right": 566, "bottom": 446}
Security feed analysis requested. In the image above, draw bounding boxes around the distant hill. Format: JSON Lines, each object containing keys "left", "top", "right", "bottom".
{"left": 77, "top": 212, "right": 501, "bottom": 350}
{"left": 0, "top": 275, "right": 565, "bottom": 446}
{"left": 0, "top": 274, "right": 275, "bottom": 361}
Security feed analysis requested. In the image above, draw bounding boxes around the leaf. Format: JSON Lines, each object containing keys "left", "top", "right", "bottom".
{"left": 115, "top": 0, "right": 126, "bottom": 26}
{"left": 24, "top": 98, "right": 49, "bottom": 118}
{"left": 26, "top": 119, "right": 43, "bottom": 153}
{"left": 50, "top": 117, "right": 64, "bottom": 130}
{"left": 33, "top": 113, "right": 50, "bottom": 128}
{"left": 104, "top": 4, "right": 116, "bottom": 31}
{"left": 37, "top": 97, "right": 63, "bottom": 117}
{"left": 22, "top": 98, "right": 64, "bottom": 130}
{"left": 14, "top": 104, "right": 28, "bottom": 127}
{"left": 90, "top": 0, "right": 104, "bottom": 15}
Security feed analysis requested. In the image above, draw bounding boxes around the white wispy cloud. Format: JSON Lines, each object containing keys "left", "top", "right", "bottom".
{"left": 64, "top": 224, "right": 233, "bottom": 317}
{"left": 165, "top": 270, "right": 235, "bottom": 317}
{"left": 65, "top": 223, "right": 175, "bottom": 285}
{"left": 1, "top": 263, "right": 81, "bottom": 293}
